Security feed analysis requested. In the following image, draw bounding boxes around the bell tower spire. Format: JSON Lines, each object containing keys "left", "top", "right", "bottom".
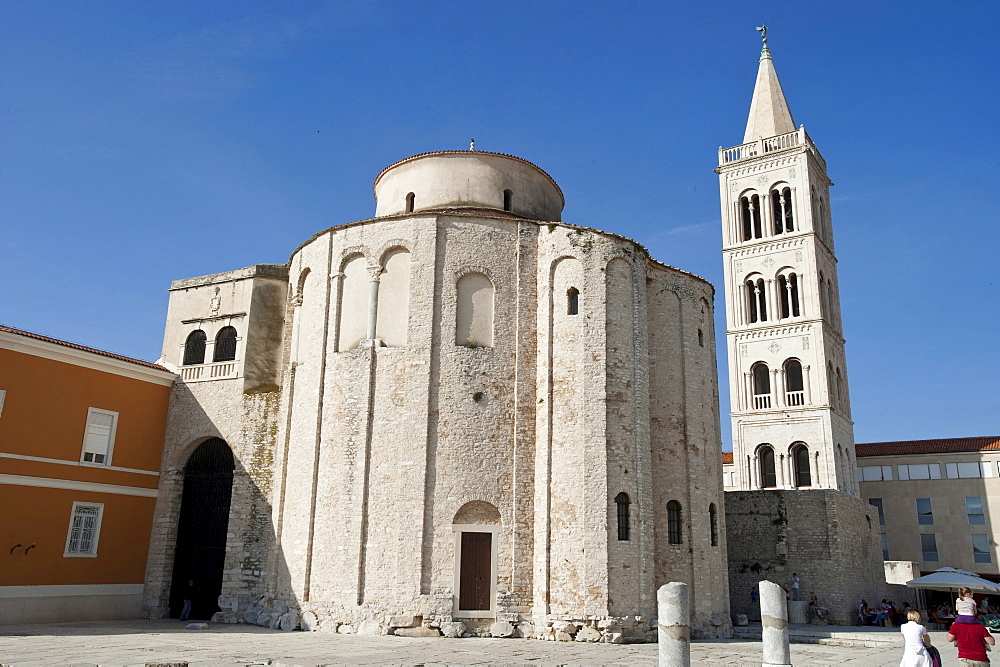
{"left": 716, "top": 30, "right": 857, "bottom": 495}
{"left": 744, "top": 25, "right": 796, "bottom": 143}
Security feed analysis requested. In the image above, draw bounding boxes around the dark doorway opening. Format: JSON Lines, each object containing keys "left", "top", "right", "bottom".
{"left": 169, "top": 438, "right": 234, "bottom": 620}
{"left": 458, "top": 531, "right": 492, "bottom": 611}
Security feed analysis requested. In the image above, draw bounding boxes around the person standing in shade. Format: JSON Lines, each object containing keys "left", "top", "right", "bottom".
{"left": 179, "top": 579, "right": 195, "bottom": 621}
{"left": 948, "top": 614, "right": 995, "bottom": 666}
{"left": 791, "top": 573, "right": 800, "bottom": 601}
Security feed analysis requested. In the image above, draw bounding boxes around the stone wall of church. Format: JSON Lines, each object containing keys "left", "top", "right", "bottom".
{"left": 149, "top": 153, "right": 732, "bottom": 640}
{"left": 725, "top": 489, "right": 888, "bottom": 625}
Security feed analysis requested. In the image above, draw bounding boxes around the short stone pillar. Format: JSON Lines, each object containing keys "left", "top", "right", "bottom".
{"left": 759, "top": 580, "right": 791, "bottom": 667}
{"left": 657, "top": 582, "right": 690, "bottom": 667}
{"left": 788, "top": 600, "right": 808, "bottom": 624}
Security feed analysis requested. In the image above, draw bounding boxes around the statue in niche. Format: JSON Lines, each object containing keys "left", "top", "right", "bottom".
{"left": 210, "top": 287, "right": 221, "bottom": 317}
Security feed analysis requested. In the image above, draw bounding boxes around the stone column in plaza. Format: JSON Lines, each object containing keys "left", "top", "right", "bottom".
{"left": 657, "top": 582, "right": 690, "bottom": 667}
{"left": 760, "top": 580, "right": 791, "bottom": 667}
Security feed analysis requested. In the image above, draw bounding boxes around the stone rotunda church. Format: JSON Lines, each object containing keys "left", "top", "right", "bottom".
{"left": 144, "top": 148, "right": 732, "bottom": 640}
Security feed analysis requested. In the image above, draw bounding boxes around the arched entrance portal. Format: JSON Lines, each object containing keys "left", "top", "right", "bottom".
{"left": 169, "top": 438, "right": 234, "bottom": 619}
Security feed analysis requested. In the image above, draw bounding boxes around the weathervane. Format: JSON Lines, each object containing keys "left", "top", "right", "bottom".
{"left": 756, "top": 23, "right": 768, "bottom": 45}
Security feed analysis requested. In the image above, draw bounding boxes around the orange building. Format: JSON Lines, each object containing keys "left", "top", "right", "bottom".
{"left": 0, "top": 325, "right": 174, "bottom": 624}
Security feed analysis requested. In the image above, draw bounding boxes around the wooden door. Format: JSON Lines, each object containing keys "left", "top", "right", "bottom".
{"left": 458, "top": 531, "right": 492, "bottom": 611}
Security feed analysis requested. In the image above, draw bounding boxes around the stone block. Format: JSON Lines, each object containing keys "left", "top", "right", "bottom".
{"left": 395, "top": 626, "right": 441, "bottom": 638}
{"left": 439, "top": 621, "right": 465, "bottom": 638}
{"left": 514, "top": 621, "right": 535, "bottom": 638}
{"left": 552, "top": 620, "right": 576, "bottom": 634}
{"left": 555, "top": 631, "right": 574, "bottom": 642}
{"left": 490, "top": 620, "right": 515, "bottom": 637}
{"left": 357, "top": 620, "right": 387, "bottom": 636}
{"left": 389, "top": 614, "right": 416, "bottom": 628}
{"left": 337, "top": 624, "right": 355, "bottom": 634}
{"left": 244, "top": 607, "right": 262, "bottom": 625}
{"left": 575, "top": 626, "right": 601, "bottom": 642}
{"left": 255, "top": 612, "right": 271, "bottom": 627}
{"left": 733, "top": 613, "right": 749, "bottom": 626}
{"left": 300, "top": 611, "right": 319, "bottom": 631}
{"left": 186, "top": 623, "right": 209, "bottom": 630}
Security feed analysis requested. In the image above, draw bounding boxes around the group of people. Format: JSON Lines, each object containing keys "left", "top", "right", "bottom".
{"left": 899, "top": 587, "right": 994, "bottom": 667}
{"left": 858, "top": 598, "right": 911, "bottom": 627}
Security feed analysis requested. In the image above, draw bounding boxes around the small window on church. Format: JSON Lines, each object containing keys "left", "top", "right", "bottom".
{"left": 792, "top": 443, "right": 811, "bottom": 487}
{"left": 752, "top": 362, "right": 771, "bottom": 409}
{"left": 740, "top": 195, "right": 763, "bottom": 241}
{"left": 759, "top": 446, "right": 777, "bottom": 488}
{"left": 667, "top": 500, "right": 683, "bottom": 545}
{"left": 213, "top": 326, "right": 237, "bottom": 362}
{"left": 503, "top": 189, "right": 513, "bottom": 212}
{"left": 405, "top": 192, "right": 415, "bottom": 213}
{"left": 567, "top": 287, "right": 579, "bottom": 315}
{"left": 615, "top": 492, "right": 630, "bottom": 541}
{"left": 698, "top": 329, "right": 704, "bottom": 347}
{"left": 771, "top": 186, "right": 794, "bottom": 234}
{"left": 709, "top": 503, "right": 718, "bottom": 547}
{"left": 183, "top": 330, "right": 207, "bottom": 365}
{"left": 784, "top": 359, "right": 804, "bottom": 406}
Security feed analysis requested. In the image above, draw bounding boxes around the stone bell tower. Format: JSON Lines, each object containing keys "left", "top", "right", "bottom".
{"left": 716, "top": 28, "right": 858, "bottom": 495}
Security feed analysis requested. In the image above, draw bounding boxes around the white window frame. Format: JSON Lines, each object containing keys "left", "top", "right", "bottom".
{"left": 451, "top": 524, "right": 500, "bottom": 619}
{"left": 80, "top": 407, "right": 119, "bottom": 466}
{"left": 64, "top": 501, "right": 104, "bottom": 557}
{"left": 0, "top": 388, "right": 6, "bottom": 417}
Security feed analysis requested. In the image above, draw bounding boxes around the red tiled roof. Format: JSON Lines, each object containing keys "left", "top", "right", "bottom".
{"left": 722, "top": 452, "right": 734, "bottom": 464}
{"left": 0, "top": 324, "right": 170, "bottom": 372}
{"left": 855, "top": 437, "right": 1000, "bottom": 458}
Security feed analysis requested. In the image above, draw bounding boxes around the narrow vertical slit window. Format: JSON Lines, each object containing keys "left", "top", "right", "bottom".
{"left": 778, "top": 275, "right": 790, "bottom": 318}
{"left": 503, "top": 189, "right": 512, "bottom": 212}
{"left": 709, "top": 503, "right": 718, "bottom": 546}
{"left": 759, "top": 446, "right": 777, "bottom": 487}
{"left": 667, "top": 500, "right": 683, "bottom": 545}
{"left": 405, "top": 192, "right": 415, "bottom": 213}
{"left": 615, "top": 492, "right": 630, "bottom": 541}
{"left": 756, "top": 278, "right": 767, "bottom": 321}
{"left": 746, "top": 280, "right": 759, "bottom": 323}
{"left": 698, "top": 328, "right": 704, "bottom": 347}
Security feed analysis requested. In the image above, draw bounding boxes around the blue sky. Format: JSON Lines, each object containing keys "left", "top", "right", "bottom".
{"left": 1, "top": 1, "right": 997, "bottom": 447}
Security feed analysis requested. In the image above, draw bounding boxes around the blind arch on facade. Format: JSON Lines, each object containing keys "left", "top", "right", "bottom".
{"left": 456, "top": 272, "right": 494, "bottom": 347}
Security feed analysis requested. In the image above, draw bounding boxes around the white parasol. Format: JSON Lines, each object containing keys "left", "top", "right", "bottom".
{"left": 906, "top": 567, "right": 1000, "bottom": 593}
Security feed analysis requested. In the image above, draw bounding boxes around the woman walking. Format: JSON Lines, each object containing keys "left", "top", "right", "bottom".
{"left": 899, "top": 610, "right": 934, "bottom": 667}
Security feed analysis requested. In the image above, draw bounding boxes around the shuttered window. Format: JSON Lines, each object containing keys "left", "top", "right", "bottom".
{"left": 81, "top": 408, "right": 117, "bottom": 465}
{"left": 65, "top": 502, "right": 103, "bottom": 556}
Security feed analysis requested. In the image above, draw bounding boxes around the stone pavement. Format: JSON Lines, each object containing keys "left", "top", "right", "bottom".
{"left": 0, "top": 619, "right": 963, "bottom": 666}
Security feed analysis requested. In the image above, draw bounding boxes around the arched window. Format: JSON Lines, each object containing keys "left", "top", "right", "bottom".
{"left": 615, "top": 492, "right": 630, "bottom": 541}
{"left": 567, "top": 287, "right": 579, "bottom": 315}
{"left": 456, "top": 272, "right": 495, "bottom": 347}
{"left": 836, "top": 367, "right": 844, "bottom": 408}
{"left": 778, "top": 272, "right": 800, "bottom": 318}
{"left": 827, "top": 361, "right": 835, "bottom": 405}
{"left": 740, "top": 194, "right": 762, "bottom": 241}
{"left": 709, "top": 503, "right": 719, "bottom": 547}
{"left": 698, "top": 328, "right": 704, "bottom": 347}
{"left": 405, "top": 192, "right": 415, "bottom": 213}
{"left": 759, "top": 446, "right": 777, "bottom": 488}
{"left": 752, "top": 362, "right": 771, "bottom": 409}
{"left": 745, "top": 277, "right": 767, "bottom": 323}
{"left": 503, "top": 189, "right": 513, "bottom": 212}
{"left": 771, "top": 186, "right": 794, "bottom": 234}
{"left": 213, "top": 326, "right": 237, "bottom": 362}
{"left": 667, "top": 500, "right": 683, "bottom": 545}
{"left": 792, "top": 443, "right": 811, "bottom": 487}
{"left": 182, "top": 330, "right": 207, "bottom": 366}
{"left": 784, "top": 358, "right": 804, "bottom": 406}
